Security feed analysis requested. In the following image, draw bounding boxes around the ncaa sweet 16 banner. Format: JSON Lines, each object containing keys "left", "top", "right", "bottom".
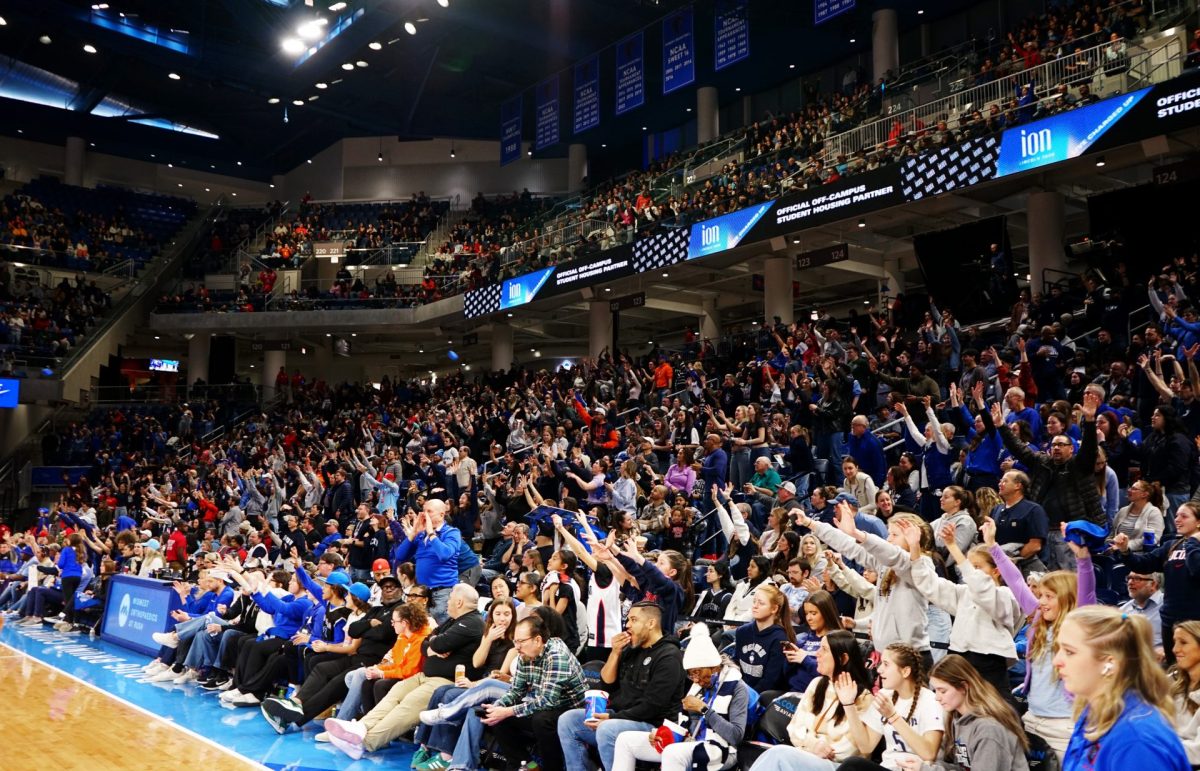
{"left": 662, "top": 7, "right": 695, "bottom": 95}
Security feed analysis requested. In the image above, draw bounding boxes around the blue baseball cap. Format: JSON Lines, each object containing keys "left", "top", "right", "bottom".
{"left": 832, "top": 492, "right": 860, "bottom": 508}
{"left": 348, "top": 582, "right": 371, "bottom": 602}
{"left": 1064, "top": 520, "right": 1108, "bottom": 554}
{"left": 321, "top": 570, "right": 351, "bottom": 587}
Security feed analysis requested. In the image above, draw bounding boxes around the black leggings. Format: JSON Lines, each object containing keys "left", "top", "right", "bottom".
{"left": 838, "top": 759, "right": 890, "bottom": 771}
{"left": 958, "top": 650, "right": 1013, "bottom": 706}
{"left": 61, "top": 576, "right": 81, "bottom": 623}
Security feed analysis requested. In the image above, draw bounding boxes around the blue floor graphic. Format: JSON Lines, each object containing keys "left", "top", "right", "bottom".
{"left": 0, "top": 621, "right": 418, "bottom": 770}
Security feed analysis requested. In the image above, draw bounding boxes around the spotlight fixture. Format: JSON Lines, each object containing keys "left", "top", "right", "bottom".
{"left": 789, "top": 63, "right": 795, "bottom": 69}
{"left": 168, "top": 72, "right": 181, "bottom": 80}
{"left": 268, "top": 97, "right": 280, "bottom": 104}
{"left": 377, "top": 152, "right": 383, "bottom": 162}
{"left": 1095, "top": 156, "right": 1106, "bottom": 167}
{"left": 292, "top": 99, "right": 304, "bottom": 106}
{"left": 355, "top": 60, "right": 368, "bottom": 67}
{"left": 437, "top": 0, "right": 449, "bottom": 7}
{"left": 306, "top": 159, "right": 312, "bottom": 164}
{"left": 236, "top": 161, "right": 243, "bottom": 166}
{"left": 850, "top": 37, "right": 856, "bottom": 43}
{"left": 167, "top": 163, "right": 173, "bottom": 168}
{"left": 857, "top": 218, "right": 866, "bottom": 228}
{"left": 83, "top": 44, "right": 98, "bottom": 54}
{"left": 39, "top": 35, "right": 51, "bottom": 45}
{"left": 527, "top": 149, "right": 532, "bottom": 156}
{"left": 329, "top": 2, "right": 347, "bottom": 11}
{"left": 269, "top": 184, "right": 275, "bottom": 188}
{"left": 404, "top": 21, "right": 417, "bottom": 35}
{"left": 368, "top": 41, "right": 382, "bottom": 50}
{"left": 341, "top": 62, "right": 354, "bottom": 70}
{"left": 297, "top": 19, "right": 328, "bottom": 40}
{"left": 308, "top": 95, "right": 319, "bottom": 101}
{"left": 735, "top": 87, "right": 741, "bottom": 91}
{"left": 281, "top": 38, "right": 306, "bottom": 55}
{"left": 204, "top": 187, "right": 210, "bottom": 192}
{"left": 0, "top": 16, "right": 7, "bottom": 24}
{"left": 315, "top": 82, "right": 327, "bottom": 89}
{"left": 91, "top": 3, "right": 109, "bottom": 9}
{"left": 918, "top": 9, "right": 925, "bottom": 14}
{"left": 177, "top": 183, "right": 183, "bottom": 188}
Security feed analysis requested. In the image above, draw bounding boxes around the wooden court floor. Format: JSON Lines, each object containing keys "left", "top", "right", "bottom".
{"left": 0, "top": 646, "right": 262, "bottom": 770}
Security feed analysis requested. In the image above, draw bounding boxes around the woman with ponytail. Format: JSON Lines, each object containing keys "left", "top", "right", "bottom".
{"left": 733, "top": 583, "right": 794, "bottom": 695}
{"left": 921, "top": 654, "right": 1029, "bottom": 771}
{"left": 928, "top": 486, "right": 979, "bottom": 575}
{"left": 1054, "top": 605, "right": 1188, "bottom": 770}
{"left": 837, "top": 643, "right": 945, "bottom": 769}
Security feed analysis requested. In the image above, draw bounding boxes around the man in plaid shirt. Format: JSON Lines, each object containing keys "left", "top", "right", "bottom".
{"left": 482, "top": 614, "right": 587, "bottom": 771}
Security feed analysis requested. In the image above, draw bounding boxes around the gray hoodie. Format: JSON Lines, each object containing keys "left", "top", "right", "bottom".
{"left": 924, "top": 712, "right": 1029, "bottom": 771}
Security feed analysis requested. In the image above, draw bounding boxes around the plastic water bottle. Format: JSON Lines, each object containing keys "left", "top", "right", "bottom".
{"left": 89, "top": 627, "right": 96, "bottom": 640}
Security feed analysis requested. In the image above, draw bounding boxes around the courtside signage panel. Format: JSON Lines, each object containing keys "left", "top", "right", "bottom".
{"left": 688, "top": 201, "right": 775, "bottom": 259}
{"left": 995, "top": 87, "right": 1151, "bottom": 177}
{"left": 101, "top": 575, "right": 181, "bottom": 657}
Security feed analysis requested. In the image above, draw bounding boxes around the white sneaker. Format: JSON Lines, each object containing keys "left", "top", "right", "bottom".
{"left": 314, "top": 732, "right": 331, "bottom": 743}
{"left": 147, "top": 667, "right": 180, "bottom": 683}
{"left": 324, "top": 717, "right": 366, "bottom": 745}
{"left": 143, "top": 660, "right": 166, "bottom": 673}
{"left": 329, "top": 735, "right": 364, "bottom": 761}
{"left": 418, "top": 708, "right": 445, "bottom": 726}
{"left": 230, "top": 691, "right": 261, "bottom": 706}
{"left": 172, "top": 669, "right": 198, "bottom": 685}
{"left": 218, "top": 679, "right": 235, "bottom": 691}
{"left": 219, "top": 689, "right": 243, "bottom": 702}
{"left": 151, "top": 631, "right": 179, "bottom": 649}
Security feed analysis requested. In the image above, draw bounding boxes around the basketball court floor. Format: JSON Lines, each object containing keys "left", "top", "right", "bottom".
{"left": 0, "top": 620, "right": 419, "bottom": 770}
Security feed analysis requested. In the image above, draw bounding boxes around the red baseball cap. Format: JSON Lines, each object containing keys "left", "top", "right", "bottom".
{"left": 371, "top": 558, "right": 391, "bottom": 573}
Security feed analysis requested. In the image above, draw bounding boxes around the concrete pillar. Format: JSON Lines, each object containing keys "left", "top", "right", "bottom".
{"left": 701, "top": 298, "right": 722, "bottom": 342}
{"left": 187, "top": 335, "right": 209, "bottom": 386}
{"left": 1027, "top": 191, "right": 1068, "bottom": 296}
{"left": 872, "top": 9, "right": 900, "bottom": 84}
{"left": 262, "top": 349, "right": 286, "bottom": 402}
{"left": 919, "top": 22, "right": 932, "bottom": 58}
{"left": 697, "top": 86, "right": 719, "bottom": 144}
{"left": 64, "top": 137, "right": 86, "bottom": 187}
{"left": 567, "top": 144, "right": 587, "bottom": 194}
{"left": 492, "top": 323, "right": 514, "bottom": 373}
{"left": 589, "top": 300, "right": 612, "bottom": 359}
{"left": 763, "top": 257, "right": 794, "bottom": 325}
{"left": 742, "top": 95, "right": 753, "bottom": 128}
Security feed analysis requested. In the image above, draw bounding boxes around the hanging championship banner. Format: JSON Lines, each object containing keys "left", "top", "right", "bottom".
{"left": 715, "top": 0, "right": 749, "bottom": 71}
{"left": 500, "top": 95, "right": 522, "bottom": 166}
{"left": 616, "top": 32, "right": 645, "bottom": 115}
{"left": 573, "top": 56, "right": 600, "bottom": 134}
{"left": 662, "top": 7, "right": 695, "bottom": 95}
{"left": 535, "top": 76, "right": 560, "bottom": 150}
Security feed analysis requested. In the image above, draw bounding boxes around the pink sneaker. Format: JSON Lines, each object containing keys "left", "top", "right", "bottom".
{"left": 324, "top": 717, "right": 366, "bottom": 747}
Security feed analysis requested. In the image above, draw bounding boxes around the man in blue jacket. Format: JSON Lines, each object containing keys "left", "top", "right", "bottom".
{"left": 391, "top": 498, "right": 461, "bottom": 623}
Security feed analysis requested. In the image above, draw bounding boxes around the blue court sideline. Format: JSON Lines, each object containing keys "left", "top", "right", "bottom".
{"left": 0, "top": 621, "right": 418, "bottom": 771}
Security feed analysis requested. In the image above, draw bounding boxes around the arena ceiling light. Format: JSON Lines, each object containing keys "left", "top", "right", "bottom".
{"left": 437, "top": 0, "right": 449, "bottom": 7}
{"left": 315, "top": 82, "right": 327, "bottom": 89}
{"left": 0, "top": 16, "right": 6, "bottom": 25}
{"left": 281, "top": 37, "right": 306, "bottom": 55}
{"left": 341, "top": 62, "right": 354, "bottom": 70}
{"left": 83, "top": 44, "right": 98, "bottom": 53}
{"left": 297, "top": 19, "right": 328, "bottom": 40}
{"left": 292, "top": 99, "right": 304, "bottom": 106}
{"left": 268, "top": 97, "right": 280, "bottom": 103}
{"left": 39, "top": 35, "right": 51, "bottom": 44}
{"left": 404, "top": 21, "right": 417, "bottom": 35}
{"left": 328, "top": 2, "right": 347, "bottom": 10}
{"left": 168, "top": 72, "right": 181, "bottom": 80}
{"left": 368, "top": 41, "right": 382, "bottom": 50}
{"left": 355, "top": 60, "right": 368, "bottom": 67}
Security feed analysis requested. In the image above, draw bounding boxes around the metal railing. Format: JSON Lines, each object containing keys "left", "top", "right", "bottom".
{"left": 0, "top": 241, "right": 148, "bottom": 275}
{"left": 86, "top": 382, "right": 264, "bottom": 406}
{"left": 821, "top": 35, "right": 1175, "bottom": 161}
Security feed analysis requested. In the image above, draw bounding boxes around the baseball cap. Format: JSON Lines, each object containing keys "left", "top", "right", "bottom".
{"left": 383, "top": 472, "right": 396, "bottom": 481}
{"left": 832, "top": 492, "right": 860, "bottom": 508}
{"left": 780, "top": 481, "right": 797, "bottom": 495}
{"left": 377, "top": 574, "right": 402, "bottom": 588}
{"left": 325, "top": 519, "right": 340, "bottom": 527}
{"left": 348, "top": 582, "right": 371, "bottom": 602}
{"left": 144, "top": 539, "right": 161, "bottom": 551}
{"left": 321, "top": 571, "right": 351, "bottom": 587}
{"left": 372, "top": 558, "right": 391, "bottom": 573}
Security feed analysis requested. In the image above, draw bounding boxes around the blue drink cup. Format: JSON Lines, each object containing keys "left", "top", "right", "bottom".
{"left": 1144, "top": 530, "right": 1156, "bottom": 548}
{"left": 584, "top": 689, "right": 608, "bottom": 720}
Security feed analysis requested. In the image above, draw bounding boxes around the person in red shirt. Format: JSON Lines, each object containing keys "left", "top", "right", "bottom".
{"left": 164, "top": 525, "right": 189, "bottom": 570}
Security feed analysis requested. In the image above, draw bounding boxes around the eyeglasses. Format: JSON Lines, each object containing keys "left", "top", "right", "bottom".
{"left": 409, "top": 593, "right": 429, "bottom": 599}
{"left": 1126, "top": 576, "right": 1152, "bottom": 583}
{"left": 1050, "top": 441, "right": 1072, "bottom": 447}
{"left": 512, "top": 637, "right": 532, "bottom": 646}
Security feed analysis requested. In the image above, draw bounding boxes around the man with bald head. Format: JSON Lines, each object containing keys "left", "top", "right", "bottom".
{"left": 392, "top": 497, "right": 462, "bottom": 623}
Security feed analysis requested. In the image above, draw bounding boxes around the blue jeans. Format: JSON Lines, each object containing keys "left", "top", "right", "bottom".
{"left": 450, "top": 707, "right": 488, "bottom": 770}
{"left": 335, "top": 667, "right": 370, "bottom": 720}
{"left": 557, "top": 709, "right": 653, "bottom": 771}
{"left": 751, "top": 745, "right": 838, "bottom": 771}
{"left": 183, "top": 615, "right": 229, "bottom": 669}
{"left": 729, "top": 450, "right": 751, "bottom": 488}
{"left": 429, "top": 586, "right": 454, "bottom": 625}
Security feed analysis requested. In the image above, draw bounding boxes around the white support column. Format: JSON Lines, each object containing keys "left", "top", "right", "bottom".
{"left": 567, "top": 144, "right": 588, "bottom": 193}
{"left": 262, "top": 349, "right": 286, "bottom": 402}
{"left": 872, "top": 9, "right": 900, "bottom": 83}
{"left": 763, "top": 257, "right": 794, "bottom": 325}
{"left": 697, "top": 86, "right": 719, "bottom": 144}
{"left": 64, "top": 137, "right": 86, "bottom": 187}
{"left": 1027, "top": 191, "right": 1068, "bottom": 296}
{"left": 187, "top": 335, "right": 209, "bottom": 385}
{"left": 589, "top": 300, "right": 612, "bottom": 359}
{"left": 492, "top": 323, "right": 514, "bottom": 373}
{"left": 701, "top": 298, "right": 722, "bottom": 341}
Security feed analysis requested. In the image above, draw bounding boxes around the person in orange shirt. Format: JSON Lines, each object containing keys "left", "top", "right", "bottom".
{"left": 359, "top": 602, "right": 434, "bottom": 710}
{"left": 653, "top": 356, "right": 674, "bottom": 399}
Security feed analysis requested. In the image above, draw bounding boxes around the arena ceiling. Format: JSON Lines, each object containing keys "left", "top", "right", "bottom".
{"left": 0, "top": 0, "right": 979, "bottom": 180}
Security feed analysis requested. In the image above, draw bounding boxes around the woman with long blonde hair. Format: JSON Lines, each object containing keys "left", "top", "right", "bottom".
{"left": 982, "top": 518, "right": 1093, "bottom": 760}
{"left": 1169, "top": 619, "right": 1200, "bottom": 765}
{"left": 1054, "top": 606, "right": 1188, "bottom": 770}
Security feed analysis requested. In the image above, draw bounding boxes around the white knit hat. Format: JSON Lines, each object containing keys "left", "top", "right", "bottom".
{"left": 681, "top": 623, "right": 721, "bottom": 670}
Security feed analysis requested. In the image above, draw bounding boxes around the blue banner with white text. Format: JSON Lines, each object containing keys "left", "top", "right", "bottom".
{"left": 663, "top": 8, "right": 695, "bottom": 95}
{"left": 616, "top": 32, "right": 645, "bottom": 115}
{"left": 535, "top": 76, "right": 560, "bottom": 150}
{"left": 574, "top": 56, "right": 600, "bottom": 134}
{"left": 500, "top": 95, "right": 522, "bottom": 166}
{"left": 714, "top": 0, "right": 749, "bottom": 71}
{"left": 814, "top": 0, "right": 855, "bottom": 25}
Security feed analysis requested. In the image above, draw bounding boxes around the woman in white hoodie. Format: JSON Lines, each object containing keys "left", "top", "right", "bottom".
{"left": 795, "top": 505, "right": 935, "bottom": 671}
{"left": 1169, "top": 619, "right": 1200, "bottom": 766}
{"left": 900, "top": 518, "right": 1022, "bottom": 701}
